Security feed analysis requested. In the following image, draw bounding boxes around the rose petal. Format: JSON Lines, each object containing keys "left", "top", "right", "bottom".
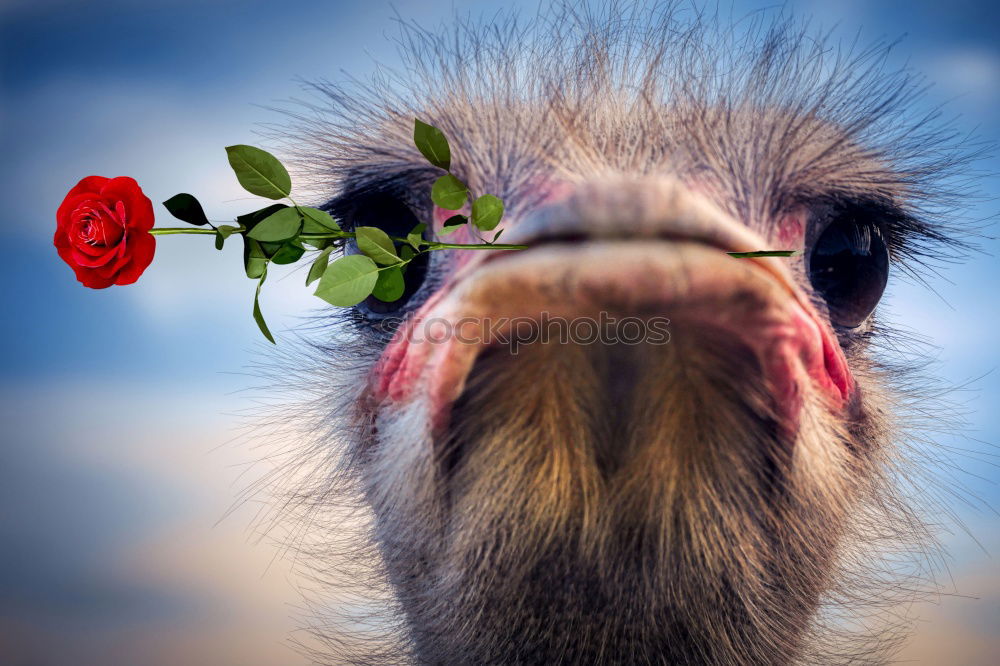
{"left": 56, "top": 177, "right": 109, "bottom": 222}
{"left": 70, "top": 243, "right": 120, "bottom": 268}
{"left": 102, "top": 177, "right": 155, "bottom": 231}
{"left": 92, "top": 244, "right": 131, "bottom": 279}
{"left": 56, "top": 245, "right": 116, "bottom": 289}
{"left": 56, "top": 194, "right": 103, "bottom": 240}
{"left": 69, "top": 211, "right": 124, "bottom": 250}
{"left": 113, "top": 231, "right": 156, "bottom": 285}
{"left": 55, "top": 175, "right": 156, "bottom": 288}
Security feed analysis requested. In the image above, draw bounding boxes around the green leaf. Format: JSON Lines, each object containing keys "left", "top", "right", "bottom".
{"left": 225, "top": 145, "right": 292, "bottom": 200}
{"left": 237, "top": 204, "right": 288, "bottom": 232}
{"left": 413, "top": 118, "right": 451, "bottom": 170}
{"left": 306, "top": 246, "right": 334, "bottom": 286}
{"left": 243, "top": 238, "right": 268, "bottom": 279}
{"left": 492, "top": 228, "right": 504, "bottom": 242}
{"left": 253, "top": 264, "right": 276, "bottom": 344}
{"left": 406, "top": 222, "right": 426, "bottom": 249}
{"left": 302, "top": 237, "right": 332, "bottom": 251}
{"left": 214, "top": 224, "right": 239, "bottom": 250}
{"left": 355, "top": 226, "right": 400, "bottom": 265}
{"left": 441, "top": 214, "right": 467, "bottom": 235}
{"left": 299, "top": 206, "right": 341, "bottom": 233}
{"left": 399, "top": 245, "right": 415, "bottom": 274}
{"left": 247, "top": 207, "right": 302, "bottom": 242}
{"left": 471, "top": 194, "right": 504, "bottom": 231}
{"left": 259, "top": 241, "right": 284, "bottom": 257}
{"left": 431, "top": 173, "right": 468, "bottom": 210}
{"left": 163, "top": 193, "right": 211, "bottom": 226}
{"left": 314, "top": 254, "right": 379, "bottom": 307}
{"left": 372, "top": 266, "right": 405, "bottom": 302}
{"left": 270, "top": 239, "right": 306, "bottom": 265}
{"left": 218, "top": 224, "right": 239, "bottom": 238}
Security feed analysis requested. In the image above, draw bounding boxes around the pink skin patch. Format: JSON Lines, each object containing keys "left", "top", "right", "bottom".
{"left": 372, "top": 238, "right": 853, "bottom": 436}
{"left": 761, "top": 301, "right": 853, "bottom": 435}
{"left": 776, "top": 210, "right": 806, "bottom": 248}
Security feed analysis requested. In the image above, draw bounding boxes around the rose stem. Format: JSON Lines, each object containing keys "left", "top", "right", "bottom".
{"left": 147, "top": 227, "right": 526, "bottom": 250}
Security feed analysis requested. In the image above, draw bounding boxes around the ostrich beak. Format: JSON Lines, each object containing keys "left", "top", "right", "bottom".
{"left": 371, "top": 176, "right": 853, "bottom": 437}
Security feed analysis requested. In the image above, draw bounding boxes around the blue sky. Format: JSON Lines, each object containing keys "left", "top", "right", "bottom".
{"left": 1, "top": 1, "right": 998, "bottom": 664}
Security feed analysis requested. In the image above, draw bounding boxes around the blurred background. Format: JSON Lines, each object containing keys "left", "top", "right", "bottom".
{"left": 0, "top": 0, "right": 997, "bottom": 664}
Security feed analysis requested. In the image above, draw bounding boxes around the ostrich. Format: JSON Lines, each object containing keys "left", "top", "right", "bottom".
{"left": 262, "top": 2, "right": 981, "bottom": 664}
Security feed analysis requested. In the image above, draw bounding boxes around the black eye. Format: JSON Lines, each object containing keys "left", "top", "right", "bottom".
{"left": 338, "top": 192, "right": 430, "bottom": 317}
{"left": 808, "top": 211, "right": 889, "bottom": 328}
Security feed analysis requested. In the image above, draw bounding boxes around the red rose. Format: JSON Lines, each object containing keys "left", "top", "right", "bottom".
{"left": 55, "top": 176, "right": 156, "bottom": 288}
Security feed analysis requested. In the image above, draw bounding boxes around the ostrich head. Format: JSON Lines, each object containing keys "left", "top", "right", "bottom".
{"left": 275, "top": 3, "right": 977, "bottom": 664}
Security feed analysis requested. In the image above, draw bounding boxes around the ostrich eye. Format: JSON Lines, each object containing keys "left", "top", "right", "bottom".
{"left": 340, "top": 192, "right": 430, "bottom": 318}
{"left": 808, "top": 210, "right": 889, "bottom": 328}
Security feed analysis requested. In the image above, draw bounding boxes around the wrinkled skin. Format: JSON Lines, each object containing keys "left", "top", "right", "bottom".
{"left": 274, "top": 3, "right": 977, "bottom": 664}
